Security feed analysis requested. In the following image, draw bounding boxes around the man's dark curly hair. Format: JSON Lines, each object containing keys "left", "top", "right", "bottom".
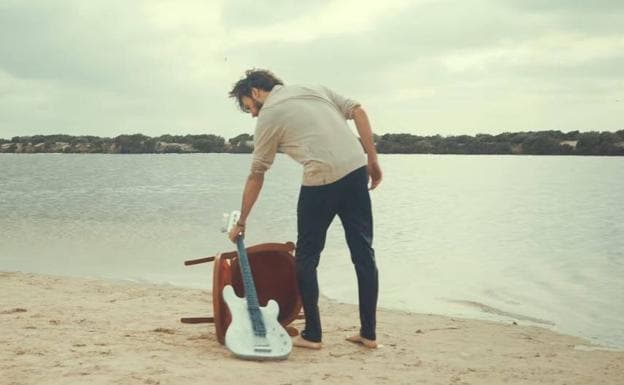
{"left": 229, "top": 69, "right": 284, "bottom": 112}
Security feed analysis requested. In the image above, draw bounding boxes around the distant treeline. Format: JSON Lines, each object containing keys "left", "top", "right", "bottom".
{"left": 1, "top": 130, "right": 623, "bottom": 155}
{"left": 376, "top": 130, "right": 624, "bottom": 156}
{"left": 0, "top": 133, "right": 252, "bottom": 154}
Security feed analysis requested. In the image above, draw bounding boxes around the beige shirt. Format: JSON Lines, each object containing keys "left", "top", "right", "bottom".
{"left": 251, "top": 84, "right": 367, "bottom": 186}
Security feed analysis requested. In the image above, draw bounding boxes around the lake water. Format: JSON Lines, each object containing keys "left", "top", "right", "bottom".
{"left": 1, "top": 153, "right": 623, "bottom": 349}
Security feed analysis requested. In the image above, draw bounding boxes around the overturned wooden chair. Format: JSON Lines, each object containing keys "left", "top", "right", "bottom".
{"left": 181, "top": 241, "right": 303, "bottom": 344}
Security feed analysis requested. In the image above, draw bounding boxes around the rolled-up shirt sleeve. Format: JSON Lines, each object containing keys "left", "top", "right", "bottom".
{"left": 322, "top": 86, "right": 361, "bottom": 119}
{"left": 250, "top": 113, "right": 281, "bottom": 175}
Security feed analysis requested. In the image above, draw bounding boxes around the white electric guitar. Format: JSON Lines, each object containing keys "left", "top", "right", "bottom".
{"left": 221, "top": 211, "right": 292, "bottom": 360}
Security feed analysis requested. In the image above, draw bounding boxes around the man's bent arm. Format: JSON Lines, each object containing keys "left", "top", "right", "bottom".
{"left": 229, "top": 172, "right": 264, "bottom": 242}
{"left": 352, "top": 106, "right": 377, "bottom": 161}
{"left": 240, "top": 172, "right": 264, "bottom": 224}
{"left": 352, "top": 106, "right": 383, "bottom": 189}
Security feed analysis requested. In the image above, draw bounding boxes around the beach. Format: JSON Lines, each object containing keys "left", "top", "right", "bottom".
{"left": 1, "top": 271, "right": 622, "bottom": 385}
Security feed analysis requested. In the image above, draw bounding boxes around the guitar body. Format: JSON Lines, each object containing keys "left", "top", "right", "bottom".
{"left": 222, "top": 285, "right": 292, "bottom": 360}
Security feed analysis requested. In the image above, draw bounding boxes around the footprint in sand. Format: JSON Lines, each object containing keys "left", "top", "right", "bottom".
{"left": 1, "top": 308, "right": 27, "bottom": 314}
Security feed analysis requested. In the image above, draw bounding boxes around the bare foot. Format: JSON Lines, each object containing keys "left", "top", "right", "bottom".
{"left": 346, "top": 334, "right": 378, "bottom": 349}
{"left": 292, "top": 335, "right": 322, "bottom": 350}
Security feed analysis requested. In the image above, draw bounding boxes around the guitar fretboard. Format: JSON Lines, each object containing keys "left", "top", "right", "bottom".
{"left": 236, "top": 238, "right": 267, "bottom": 337}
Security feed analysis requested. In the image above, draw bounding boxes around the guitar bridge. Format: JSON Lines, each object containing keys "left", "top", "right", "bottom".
{"left": 254, "top": 346, "right": 272, "bottom": 353}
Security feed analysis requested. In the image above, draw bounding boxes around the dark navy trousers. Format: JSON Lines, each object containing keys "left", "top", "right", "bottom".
{"left": 295, "top": 166, "right": 378, "bottom": 342}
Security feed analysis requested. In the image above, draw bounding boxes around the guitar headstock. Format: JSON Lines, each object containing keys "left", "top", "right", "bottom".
{"left": 220, "top": 210, "right": 241, "bottom": 233}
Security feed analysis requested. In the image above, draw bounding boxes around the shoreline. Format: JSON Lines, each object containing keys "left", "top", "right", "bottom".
{"left": 6, "top": 268, "right": 621, "bottom": 351}
{"left": 1, "top": 271, "right": 623, "bottom": 384}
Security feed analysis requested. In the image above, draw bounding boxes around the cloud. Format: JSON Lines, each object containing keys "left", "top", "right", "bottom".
{"left": 221, "top": 0, "right": 330, "bottom": 30}
{"left": 0, "top": 0, "right": 622, "bottom": 138}
{"left": 221, "top": 0, "right": 414, "bottom": 44}
{"left": 0, "top": 1, "right": 241, "bottom": 137}
{"left": 500, "top": 0, "right": 624, "bottom": 13}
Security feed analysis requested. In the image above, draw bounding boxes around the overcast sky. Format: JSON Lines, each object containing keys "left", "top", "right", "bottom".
{"left": 1, "top": 0, "right": 623, "bottom": 139}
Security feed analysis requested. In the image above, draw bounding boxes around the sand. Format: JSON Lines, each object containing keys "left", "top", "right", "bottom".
{"left": 1, "top": 271, "right": 622, "bottom": 385}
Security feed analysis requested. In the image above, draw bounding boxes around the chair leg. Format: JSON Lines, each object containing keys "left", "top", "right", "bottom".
{"left": 180, "top": 317, "right": 214, "bottom": 324}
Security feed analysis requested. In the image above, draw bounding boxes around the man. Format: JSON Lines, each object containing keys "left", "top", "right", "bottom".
{"left": 227, "top": 69, "right": 382, "bottom": 349}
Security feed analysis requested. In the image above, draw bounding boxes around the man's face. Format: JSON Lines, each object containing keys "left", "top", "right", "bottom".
{"left": 241, "top": 95, "right": 263, "bottom": 118}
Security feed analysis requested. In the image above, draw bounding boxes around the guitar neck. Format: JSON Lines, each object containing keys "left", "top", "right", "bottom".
{"left": 235, "top": 237, "right": 260, "bottom": 308}
{"left": 235, "top": 237, "right": 266, "bottom": 336}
